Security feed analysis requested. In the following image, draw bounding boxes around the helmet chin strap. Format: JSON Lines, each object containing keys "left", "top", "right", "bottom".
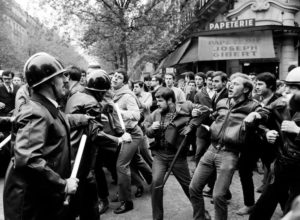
{"left": 51, "top": 83, "right": 60, "bottom": 101}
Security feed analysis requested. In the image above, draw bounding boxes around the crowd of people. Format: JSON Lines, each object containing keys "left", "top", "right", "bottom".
{"left": 1, "top": 52, "right": 300, "bottom": 220}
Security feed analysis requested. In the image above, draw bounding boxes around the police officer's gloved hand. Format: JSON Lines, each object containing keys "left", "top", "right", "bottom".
{"left": 65, "top": 177, "right": 79, "bottom": 195}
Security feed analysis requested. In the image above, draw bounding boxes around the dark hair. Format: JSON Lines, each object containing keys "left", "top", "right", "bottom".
{"left": 212, "top": 71, "right": 228, "bottom": 82}
{"left": 288, "top": 65, "right": 297, "bottom": 73}
{"left": 206, "top": 70, "right": 215, "bottom": 79}
{"left": 115, "top": 68, "right": 129, "bottom": 84}
{"left": 183, "top": 71, "right": 195, "bottom": 80}
{"left": 2, "top": 70, "right": 14, "bottom": 78}
{"left": 66, "top": 66, "right": 82, "bottom": 81}
{"left": 143, "top": 74, "right": 151, "bottom": 81}
{"left": 152, "top": 75, "right": 163, "bottom": 85}
{"left": 256, "top": 72, "right": 277, "bottom": 92}
{"left": 132, "top": 81, "right": 144, "bottom": 88}
{"left": 195, "top": 72, "right": 206, "bottom": 80}
{"left": 165, "top": 72, "right": 175, "bottom": 80}
{"left": 155, "top": 87, "right": 176, "bottom": 103}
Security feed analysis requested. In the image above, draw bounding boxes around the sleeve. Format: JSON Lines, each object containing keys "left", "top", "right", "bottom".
{"left": 142, "top": 93, "right": 153, "bottom": 111}
{"left": 14, "top": 110, "right": 66, "bottom": 192}
{"left": 177, "top": 89, "right": 186, "bottom": 104}
{"left": 0, "top": 117, "right": 12, "bottom": 131}
{"left": 144, "top": 113, "right": 156, "bottom": 138}
{"left": 119, "top": 94, "right": 140, "bottom": 121}
{"left": 66, "top": 114, "right": 89, "bottom": 130}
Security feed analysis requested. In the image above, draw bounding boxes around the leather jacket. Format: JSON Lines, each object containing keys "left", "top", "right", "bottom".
{"left": 4, "top": 93, "right": 74, "bottom": 220}
{"left": 210, "top": 98, "right": 261, "bottom": 153}
{"left": 144, "top": 101, "right": 210, "bottom": 153}
{"left": 258, "top": 97, "right": 300, "bottom": 164}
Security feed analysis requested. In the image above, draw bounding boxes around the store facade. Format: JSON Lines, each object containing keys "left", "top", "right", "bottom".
{"left": 159, "top": 0, "right": 300, "bottom": 80}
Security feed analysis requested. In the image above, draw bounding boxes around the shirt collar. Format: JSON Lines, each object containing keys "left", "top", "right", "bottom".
{"left": 46, "top": 97, "right": 59, "bottom": 108}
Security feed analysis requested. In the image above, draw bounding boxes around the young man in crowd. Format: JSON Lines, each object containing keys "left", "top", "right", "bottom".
{"left": 144, "top": 87, "right": 210, "bottom": 220}
{"left": 190, "top": 73, "right": 260, "bottom": 220}
{"left": 195, "top": 72, "right": 206, "bottom": 92}
{"left": 164, "top": 72, "right": 186, "bottom": 105}
{"left": 186, "top": 80, "right": 197, "bottom": 103}
{"left": 111, "top": 69, "right": 152, "bottom": 214}
{"left": 246, "top": 67, "right": 300, "bottom": 220}
{"left": 150, "top": 75, "right": 163, "bottom": 112}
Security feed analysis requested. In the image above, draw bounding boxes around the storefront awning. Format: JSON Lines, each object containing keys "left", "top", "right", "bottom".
{"left": 162, "top": 39, "right": 191, "bottom": 67}
{"left": 178, "top": 30, "right": 275, "bottom": 64}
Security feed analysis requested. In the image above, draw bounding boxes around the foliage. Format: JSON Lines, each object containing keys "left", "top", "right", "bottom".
{"left": 40, "top": 0, "right": 180, "bottom": 74}
{"left": 0, "top": 0, "right": 88, "bottom": 72}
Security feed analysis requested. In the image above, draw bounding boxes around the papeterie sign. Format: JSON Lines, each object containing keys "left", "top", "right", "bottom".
{"left": 198, "top": 31, "right": 275, "bottom": 60}
{"left": 209, "top": 19, "right": 255, "bottom": 31}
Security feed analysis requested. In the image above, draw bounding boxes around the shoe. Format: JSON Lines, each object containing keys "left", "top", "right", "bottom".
{"left": 110, "top": 193, "right": 119, "bottom": 202}
{"left": 203, "top": 188, "right": 213, "bottom": 198}
{"left": 114, "top": 201, "right": 133, "bottom": 214}
{"left": 135, "top": 186, "right": 144, "bottom": 198}
{"left": 256, "top": 184, "right": 265, "bottom": 193}
{"left": 236, "top": 206, "right": 254, "bottom": 215}
{"left": 99, "top": 199, "right": 109, "bottom": 214}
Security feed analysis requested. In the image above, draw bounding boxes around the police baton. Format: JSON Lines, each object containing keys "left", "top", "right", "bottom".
{"left": 64, "top": 134, "right": 87, "bottom": 206}
{"left": 155, "top": 135, "right": 188, "bottom": 189}
{"left": 0, "top": 134, "right": 11, "bottom": 150}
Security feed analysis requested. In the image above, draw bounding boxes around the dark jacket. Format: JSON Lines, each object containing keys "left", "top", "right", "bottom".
{"left": 0, "top": 83, "right": 20, "bottom": 116}
{"left": 4, "top": 93, "right": 75, "bottom": 220}
{"left": 258, "top": 97, "right": 300, "bottom": 164}
{"left": 194, "top": 87, "right": 214, "bottom": 138}
{"left": 210, "top": 97, "right": 261, "bottom": 153}
{"left": 144, "top": 101, "right": 210, "bottom": 154}
{"left": 212, "top": 88, "right": 228, "bottom": 111}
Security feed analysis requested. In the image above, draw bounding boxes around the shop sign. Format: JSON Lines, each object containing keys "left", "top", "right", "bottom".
{"left": 198, "top": 31, "right": 275, "bottom": 60}
{"left": 209, "top": 19, "right": 255, "bottom": 31}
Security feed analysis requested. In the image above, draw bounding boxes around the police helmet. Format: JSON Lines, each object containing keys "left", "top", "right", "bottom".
{"left": 24, "top": 52, "right": 66, "bottom": 88}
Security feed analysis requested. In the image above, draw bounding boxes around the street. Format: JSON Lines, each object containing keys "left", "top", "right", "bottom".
{"left": 0, "top": 158, "right": 283, "bottom": 220}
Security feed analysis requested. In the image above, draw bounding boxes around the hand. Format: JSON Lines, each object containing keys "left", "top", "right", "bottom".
{"left": 120, "top": 132, "right": 132, "bottom": 143}
{"left": 10, "top": 116, "right": 15, "bottom": 122}
{"left": 281, "top": 120, "right": 300, "bottom": 134}
{"left": 85, "top": 114, "right": 95, "bottom": 121}
{"left": 192, "top": 109, "right": 201, "bottom": 117}
{"left": 266, "top": 130, "right": 279, "bottom": 144}
{"left": 65, "top": 178, "right": 79, "bottom": 195}
{"left": 151, "top": 121, "right": 160, "bottom": 130}
{"left": 180, "top": 125, "right": 193, "bottom": 136}
{"left": 0, "top": 102, "right": 5, "bottom": 110}
{"left": 244, "top": 112, "right": 261, "bottom": 123}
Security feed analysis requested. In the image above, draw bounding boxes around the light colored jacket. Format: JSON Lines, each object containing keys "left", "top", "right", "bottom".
{"left": 113, "top": 84, "right": 140, "bottom": 129}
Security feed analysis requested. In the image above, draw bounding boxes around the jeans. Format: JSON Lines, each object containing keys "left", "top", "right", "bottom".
{"left": 117, "top": 126, "right": 151, "bottom": 201}
{"left": 238, "top": 149, "right": 258, "bottom": 207}
{"left": 249, "top": 159, "right": 300, "bottom": 220}
{"left": 151, "top": 152, "right": 191, "bottom": 220}
{"left": 189, "top": 145, "right": 239, "bottom": 220}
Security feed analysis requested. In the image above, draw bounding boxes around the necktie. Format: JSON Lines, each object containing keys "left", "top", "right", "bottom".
{"left": 8, "top": 86, "right": 12, "bottom": 94}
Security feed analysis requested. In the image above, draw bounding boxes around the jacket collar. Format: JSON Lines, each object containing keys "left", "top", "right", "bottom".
{"left": 30, "top": 92, "right": 59, "bottom": 118}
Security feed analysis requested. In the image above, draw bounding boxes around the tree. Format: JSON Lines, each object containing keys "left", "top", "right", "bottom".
{"left": 0, "top": 0, "right": 24, "bottom": 70}
{"left": 41, "top": 0, "right": 180, "bottom": 74}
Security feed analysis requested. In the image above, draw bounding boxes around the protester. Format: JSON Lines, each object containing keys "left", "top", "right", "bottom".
{"left": 164, "top": 72, "right": 186, "bottom": 104}
{"left": 190, "top": 73, "right": 260, "bottom": 220}
{"left": 246, "top": 67, "right": 300, "bottom": 220}
{"left": 111, "top": 68, "right": 152, "bottom": 214}
{"left": 144, "top": 87, "right": 210, "bottom": 220}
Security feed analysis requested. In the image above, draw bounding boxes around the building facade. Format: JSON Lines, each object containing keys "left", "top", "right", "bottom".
{"left": 158, "top": 0, "right": 300, "bottom": 80}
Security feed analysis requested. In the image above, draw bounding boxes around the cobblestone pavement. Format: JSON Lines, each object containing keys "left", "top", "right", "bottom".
{"left": 0, "top": 157, "right": 283, "bottom": 220}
